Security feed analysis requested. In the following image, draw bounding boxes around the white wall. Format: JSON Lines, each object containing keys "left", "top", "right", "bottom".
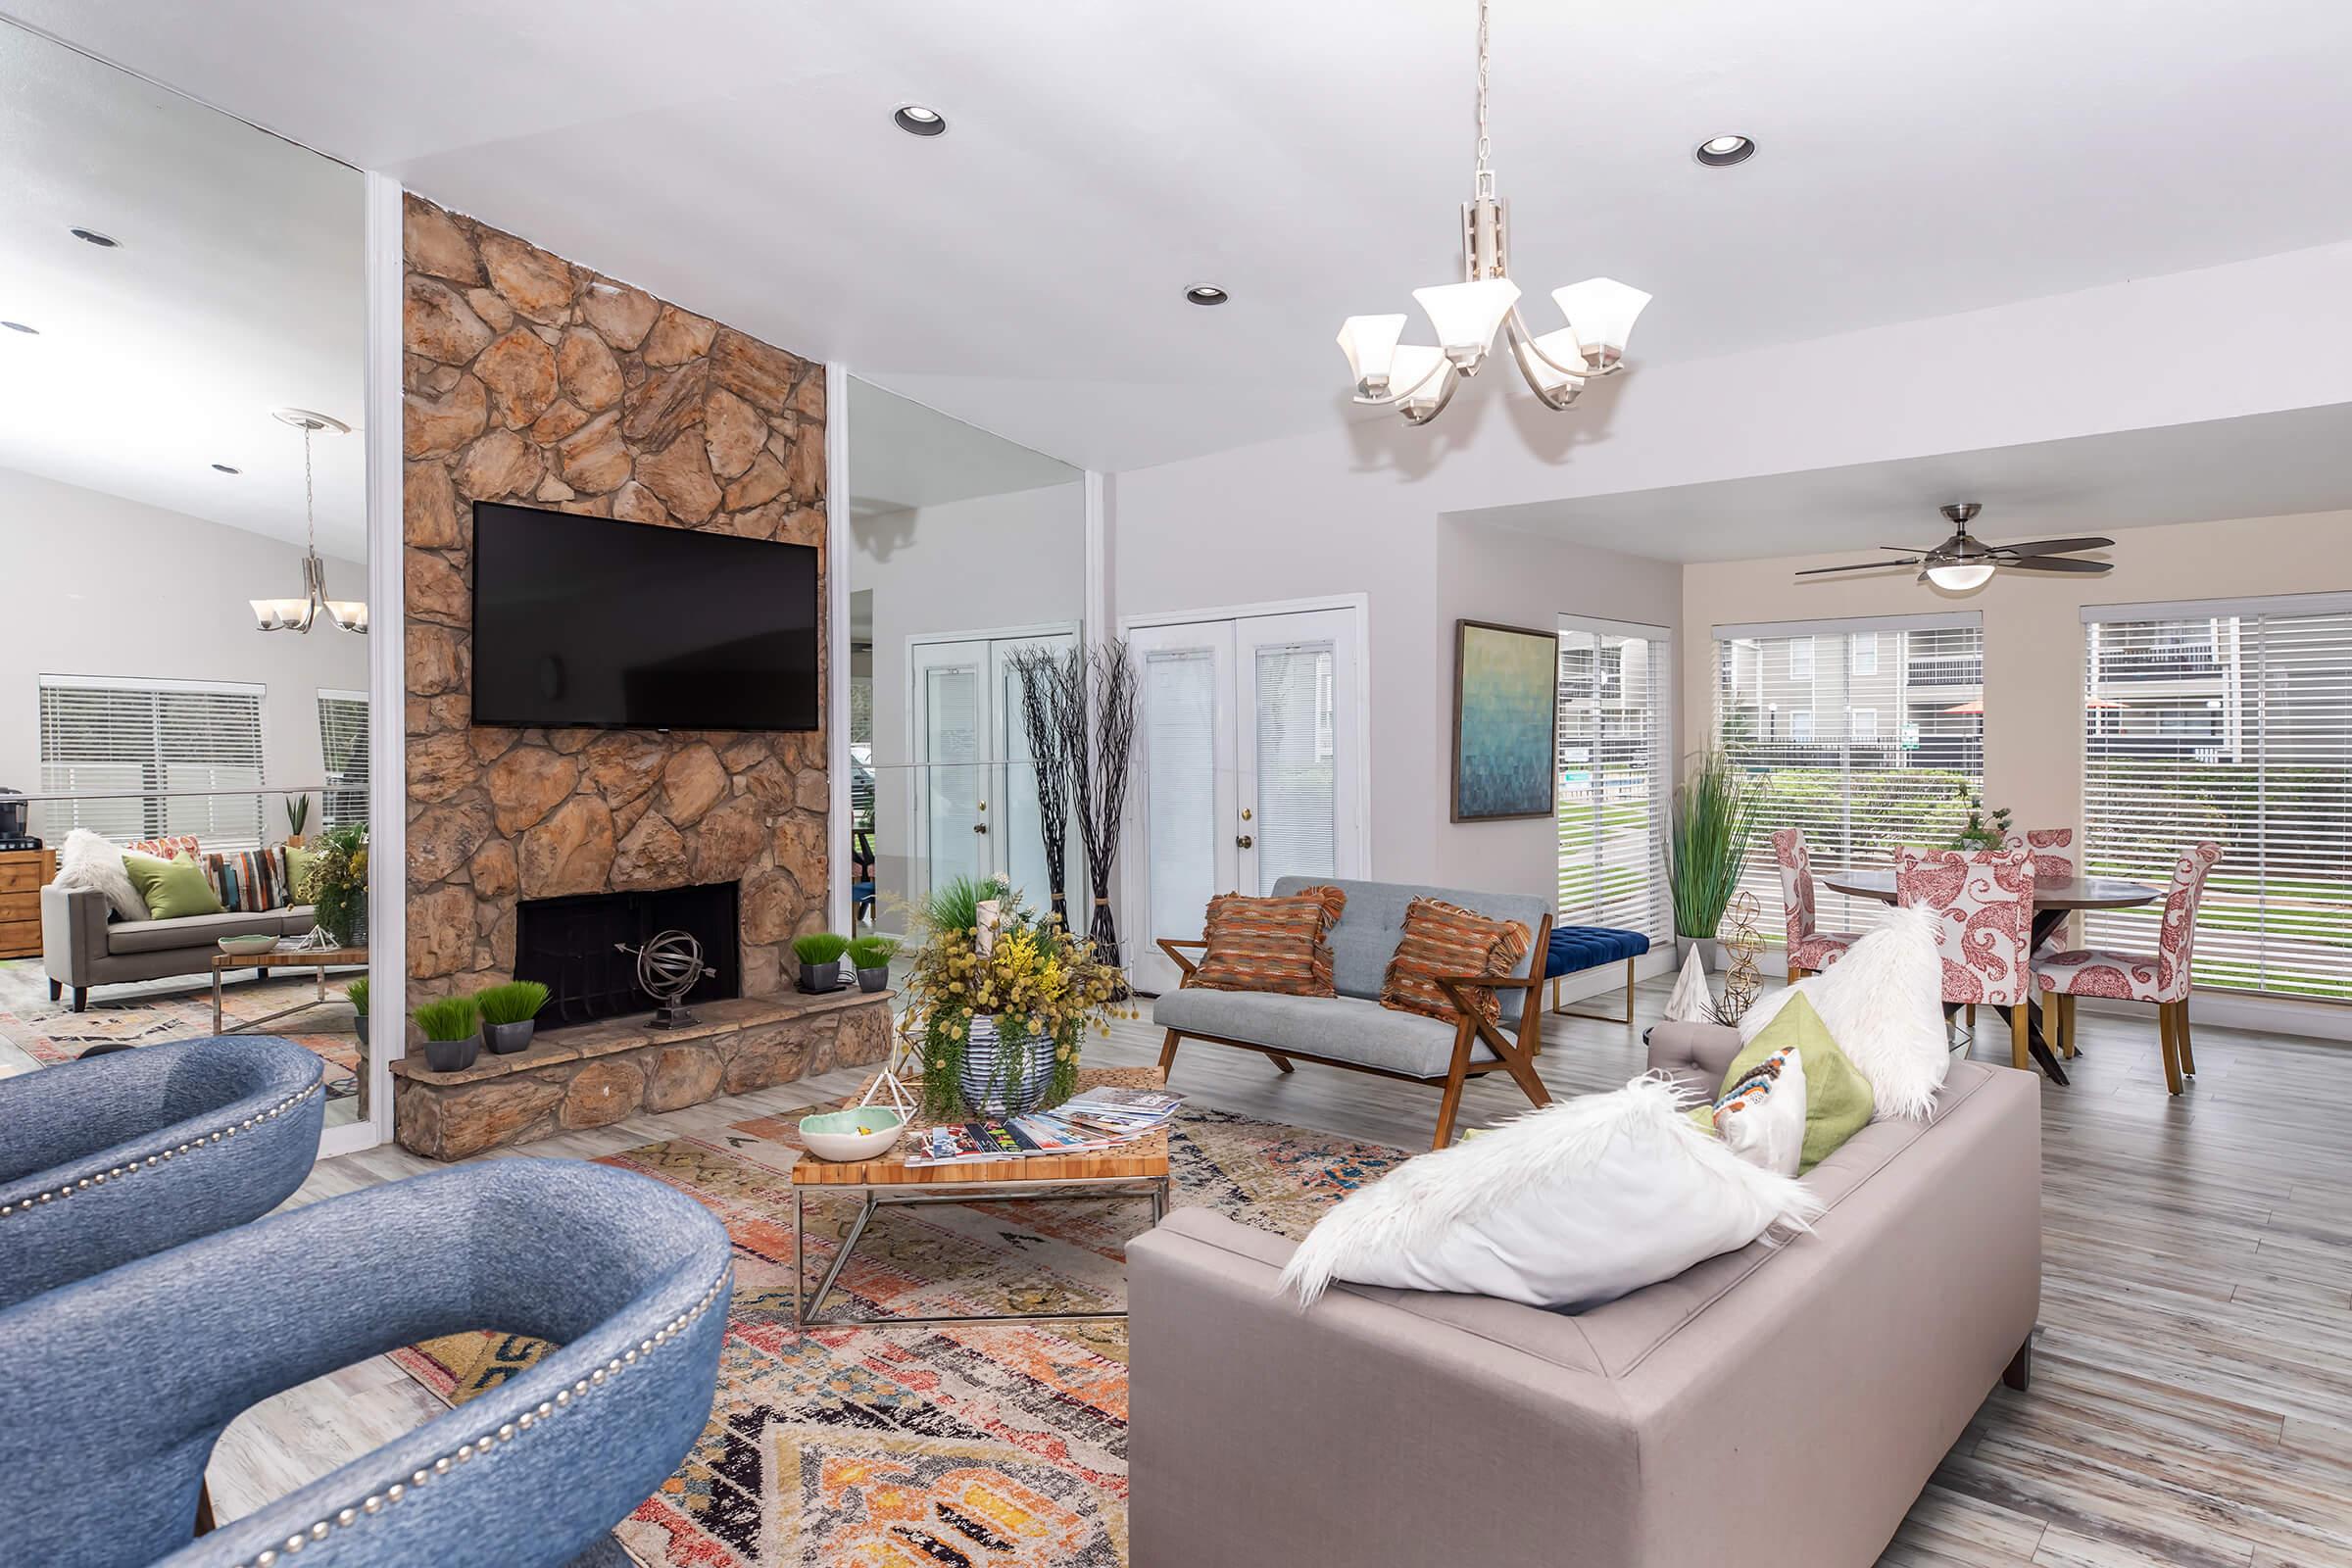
{"left": 0, "top": 465, "right": 369, "bottom": 828}
{"left": 850, "top": 480, "right": 1086, "bottom": 913}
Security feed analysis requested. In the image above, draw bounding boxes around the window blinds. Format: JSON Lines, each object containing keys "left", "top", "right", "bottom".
{"left": 1714, "top": 618, "right": 1984, "bottom": 937}
{"left": 316, "top": 691, "right": 370, "bottom": 830}
{"left": 1557, "top": 621, "right": 1670, "bottom": 939}
{"left": 1143, "top": 649, "right": 1219, "bottom": 941}
{"left": 2082, "top": 597, "right": 2352, "bottom": 1002}
{"left": 37, "top": 676, "right": 268, "bottom": 849}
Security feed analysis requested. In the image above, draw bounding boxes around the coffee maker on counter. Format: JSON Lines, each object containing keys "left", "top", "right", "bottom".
{"left": 0, "top": 787, "right": 37, "bottom": 852}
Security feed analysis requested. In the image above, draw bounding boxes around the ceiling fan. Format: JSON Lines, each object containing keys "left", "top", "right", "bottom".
{"left": 1796, "top": 504, "right": 2115, "bottom": 592}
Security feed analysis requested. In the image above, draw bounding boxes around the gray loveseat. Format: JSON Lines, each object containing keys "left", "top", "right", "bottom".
{"left": 1128, "top": 1018, "right": 2043, "bottom": 1568}
{"left": 41, "top": 885, "right": 317, "bottom": 1011}
{"left": 1152, "top": 876, "right": 1554, "bottom": 1149}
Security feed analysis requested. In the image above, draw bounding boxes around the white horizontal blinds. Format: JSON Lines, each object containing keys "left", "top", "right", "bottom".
{"left": 1252, "top": 643, "right": 1337, "bottom": 895}
{"left": 1557, "top": 623, "right": 1669, "bottom": 938}
{"left": 1144, "top": 649, "right": 1219, "bottom": 940}
{"left": 317, "top": 692, "right": 369, "bottom": 830}
{"left": 2082, "top": 601, "right": 2352, "bottom": 1002}
{"left": 1715, "top": 619, "right": 1984, "bottom": 938}
{"left": 36, "top": 676, "right": 268, "bottom": 849}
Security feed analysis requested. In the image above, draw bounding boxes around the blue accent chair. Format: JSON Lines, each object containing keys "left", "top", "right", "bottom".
{"left": 0, "top": 1036, "right": 326, "bottom": 1312}
{"left": 1542, "top": 925, "right": 1653, "bottom": 1024}
{"left": 0, "top": 1158, "right": 730, "bottom": 1568}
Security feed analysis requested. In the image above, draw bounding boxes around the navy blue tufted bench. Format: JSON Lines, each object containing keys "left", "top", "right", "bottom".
{"left": 1544, "top": 924, "right": 1652, "bottom": 1022}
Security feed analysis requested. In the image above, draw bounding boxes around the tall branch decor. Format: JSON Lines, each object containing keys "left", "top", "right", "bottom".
{"left": 1070, "top": 640, "right": 1140, "bottom": 973}
{"left": 1008, "top": 647, "right": 1076, "bottom": 927}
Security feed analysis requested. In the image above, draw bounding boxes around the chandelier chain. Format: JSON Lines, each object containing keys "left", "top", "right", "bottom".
{"left": 1473, "top": 0, "right": 1494, "bottom": 198}
{"left": 302, "top": 425, "right": 317, "bottom": 556}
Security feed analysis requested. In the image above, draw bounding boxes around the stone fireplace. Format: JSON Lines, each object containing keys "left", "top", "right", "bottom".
{"left": 514, "top": 882, "right": 741, "bottom": 1028}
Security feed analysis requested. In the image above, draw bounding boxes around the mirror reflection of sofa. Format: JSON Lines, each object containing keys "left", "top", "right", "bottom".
{"left": 41, "top": 837, "right": 317, "bottom": 1011}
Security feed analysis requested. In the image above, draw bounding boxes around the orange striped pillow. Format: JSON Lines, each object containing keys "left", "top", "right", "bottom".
{"left": 1190, "top": 886, "right": 1348, "bottom": 997}
{"left": 1379, "top": 897, "right": 1532, "bottom": 1023}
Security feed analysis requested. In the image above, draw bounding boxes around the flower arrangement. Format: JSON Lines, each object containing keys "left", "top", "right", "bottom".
{"left": 897, "top": 874, "right": 1132, "bottom": 1121}
{"left": 298, "top": 822, "right": 368, "bottom": 948}
{"left": 1949, "top": 792, "right": 2015, "bottom": 853}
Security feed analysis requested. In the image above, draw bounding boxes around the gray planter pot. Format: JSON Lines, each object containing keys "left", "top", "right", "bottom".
{"left": 485, "top": 1018, "right": 537, "bottom": 1054}
{"left": 799, "top": 959, "right": 842, "bottom": 994}
{"left": 354, "top": 1014, "right": 370, "bottom": 1049}
{"left": 1675, "top": 935, "right": 1725, "bottom": 971}
{"left": 856, "top": 965, "right": 890, "bottom": 994}
{"left": 957, "top": 1013, "right": 1055, "bottom": 1118}
{"left": 422, "top": 1034, "right": 479, "bottom": 1073}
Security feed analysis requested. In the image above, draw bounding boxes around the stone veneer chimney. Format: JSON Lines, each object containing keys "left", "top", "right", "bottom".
{"left": 401, "top": 195, "right": 831, "bottom": 1003}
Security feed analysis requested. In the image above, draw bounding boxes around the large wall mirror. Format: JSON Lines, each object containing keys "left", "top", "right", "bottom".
{"left": 0, "top": 24, "right": 375, "bottom": 1136}
{"left": 844, "top": 379, "right": 1084, "bottom": 947}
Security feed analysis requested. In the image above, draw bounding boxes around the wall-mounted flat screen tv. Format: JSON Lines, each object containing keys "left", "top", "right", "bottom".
{"left": 470, "top": 502, "right": 819, "bottom": 731}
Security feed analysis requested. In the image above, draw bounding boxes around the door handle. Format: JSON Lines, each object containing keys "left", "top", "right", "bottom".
{"left": 1236, "top": 834, "right": 1253, "bottom": 849}
{"left": 974, "top": 823, "right": 989, "bottom": 835}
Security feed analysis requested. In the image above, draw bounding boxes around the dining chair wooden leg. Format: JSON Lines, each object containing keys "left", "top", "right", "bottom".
{"left": 1966, "top": 1003, "right": 1978, "bottom": 1035}
{"left": 2056, "top": 994, "right": 2076, "bottom": 1058}
{"left": 2175, "top": 1003, "right": 2196, "bottom": 1077}
{"left": 2156, "top": 1003, "right": 2183, "bottom": 1096}
{"left": 2009, "top": 1004, "right": 2032, "bottom": 1073}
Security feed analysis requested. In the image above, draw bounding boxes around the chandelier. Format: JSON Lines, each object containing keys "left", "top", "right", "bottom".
{"left": 1337, "top": 0, "right": 1651, "bottom": 425}
{"left": 250, "top": 409, "right": 367, "bottom": 634}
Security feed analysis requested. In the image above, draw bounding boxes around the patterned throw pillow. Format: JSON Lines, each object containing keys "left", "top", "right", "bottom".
{"left": 1191, "top": 886, "right": 1348, "bottom": 996}
{"left": 1709, "top": 1044, "right": 1809, "bottom": 1177}
{"left": 128, "top": 834, "right": 202, "bottom": 863}
{"left": 202, "top": 848, "right": 288, "bottom": 913}
{"left": 1379, "top": 897, "right": 1532, "bottom": 1023}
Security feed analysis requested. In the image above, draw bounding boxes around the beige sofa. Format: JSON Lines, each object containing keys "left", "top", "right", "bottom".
{"left": 1127, "top": 1019, "right": 2041, "bottom": 1568}
{"left": 41, "top": 885, "right": 317, "bottom": 1011}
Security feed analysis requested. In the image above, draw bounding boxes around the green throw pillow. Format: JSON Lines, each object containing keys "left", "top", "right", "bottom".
{"left": 283, "top": 844, "right": 319, "bottom": 905}
{"left": 1720, "top": 994, "right": 1873, "bottom": 1173}
{"left": 122, "top": 852, "right": 226, "bottom": 921}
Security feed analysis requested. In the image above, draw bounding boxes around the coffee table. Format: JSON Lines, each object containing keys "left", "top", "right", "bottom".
{"left": 212, "top": 942, "right": 369, "bottom": 1035}
{"left": 790, "top": 1064, "right": 1173, "bottom": 1330}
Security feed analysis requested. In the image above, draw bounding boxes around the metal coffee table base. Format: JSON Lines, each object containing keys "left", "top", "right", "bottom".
{"left": 792, "top": 1175, "right": 1171, "bottom": 1329}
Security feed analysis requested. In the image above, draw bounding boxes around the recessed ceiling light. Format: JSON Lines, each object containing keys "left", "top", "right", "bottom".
{"left": 893, "top": 105, "right": 947, "bottom": 136}
{"left": 212, "top": 464, "right": 242, "bottom": 474}
{"left": 1694, "top": 134, "right": 1756, "bottom": 168}
{"left": 1184, "top": 284, "right": 1229, "bottom": 307}
{"left": 71, "top": 227, "right": 121, "bottom": 247}
{"left": 2, "top": 320, "right": 36, "bottom": 334}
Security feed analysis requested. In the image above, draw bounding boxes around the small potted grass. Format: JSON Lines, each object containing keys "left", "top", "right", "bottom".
{"left": 848, "top": 935, "right": 899, "bottom": 994}
{"left": 477, "top": 979, "right": 551, "bottom": 1054}
{"left": 793, "top": 931, "right": 851, "bottom": 994}
{"left": 345, "top": 976, "right": 370, "bottom": 1048}
{"left": 414, "top": 994, "right": 482, "bottom": 1074}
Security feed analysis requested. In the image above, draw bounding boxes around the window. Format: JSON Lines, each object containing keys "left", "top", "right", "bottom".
{"left": 2083, "top": 595, "right": 2352, "bottom": 1001}
{"left": 37, "top": 675, "right": 268, "bottom": 849}
{"left": 1715, "top": 614, "right": 1984, "bottom": 938}
{"left": 1557, "top": 618, "right": 1671, "bottom": 940}
{"left": 1851, "top": 635, "right": 1879, "bottom": 676}
{"left": 316, "top": 691, "right": 370, "bottom": 830}
{"left": 1788, "top": 636, "right": 1815, "bottom": 681}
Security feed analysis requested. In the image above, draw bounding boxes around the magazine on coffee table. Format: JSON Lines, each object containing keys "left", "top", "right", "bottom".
{"left": 905, "top": 1093, "right": 1186, "bottom": 1166}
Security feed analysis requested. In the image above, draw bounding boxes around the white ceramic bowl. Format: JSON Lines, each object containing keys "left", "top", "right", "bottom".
{"left": 217, "top": 935, "right": 278, "bottom": 956}
{"left": 799, "top": 1105, "right": 908, "bottom": 1161}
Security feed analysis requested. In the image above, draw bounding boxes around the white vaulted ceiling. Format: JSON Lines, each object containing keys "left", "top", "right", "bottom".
{"left": 8, "top": 0, "right": 2352, "bottom": 479}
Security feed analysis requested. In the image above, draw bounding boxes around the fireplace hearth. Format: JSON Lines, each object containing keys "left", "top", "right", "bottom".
{"left": 514, "top": 882, "right": 740, "bottom": 1028}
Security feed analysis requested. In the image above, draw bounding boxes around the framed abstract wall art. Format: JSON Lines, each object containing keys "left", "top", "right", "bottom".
{"left": 1451, "top": 618, "right": 1559, "bottom": 822}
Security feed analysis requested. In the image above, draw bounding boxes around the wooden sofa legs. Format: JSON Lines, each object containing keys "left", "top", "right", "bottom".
{"left": 1157, "top": 1029, "right": 1182, "bottom": 1077}
{"left": 2002, "top": 1336, "right": 2033, "bottom": 1393}
{"left": 48, "top": 977, "right": 61, "bottom": 1002}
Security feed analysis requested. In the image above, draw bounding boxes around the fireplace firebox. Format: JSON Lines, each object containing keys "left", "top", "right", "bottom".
{"left": 514, "top": 882, "right": 740, "bottom": 1028}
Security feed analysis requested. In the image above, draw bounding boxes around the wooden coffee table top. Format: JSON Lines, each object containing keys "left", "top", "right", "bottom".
{"left": 790, "top": 1064, "right": 1171, "bottom": 1189}
{"left": 211, "top": 943, "right": 368, "bottom": 971}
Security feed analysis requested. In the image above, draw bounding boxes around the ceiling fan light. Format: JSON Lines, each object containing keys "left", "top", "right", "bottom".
{"left": 1336, "top": 314, "right": 1408, "bottom": 392}
{"left": 1522, "top": 327, "right": 1590, "bottom": 395}
{"left": 1552, "top": 277, "right": 1651, "bottom": 364}
{"left": 1926, "top": 563, "right": 1996, "bottom": 592}
{"left": 1413, "top": 278, "right": 1521, "bottom": 363}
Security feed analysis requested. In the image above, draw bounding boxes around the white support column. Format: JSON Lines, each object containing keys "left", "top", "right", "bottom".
{"left": 826, "top": 362, "right": 854, "bottom": 937}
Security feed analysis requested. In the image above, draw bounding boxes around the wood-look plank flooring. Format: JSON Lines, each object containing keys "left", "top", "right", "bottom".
{"left": 144, "top": 983, "right": 2352, "bottom": 1564}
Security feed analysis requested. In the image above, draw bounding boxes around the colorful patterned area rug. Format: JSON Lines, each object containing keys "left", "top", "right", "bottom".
{"left": 389, "top": 1104, "right": 1407, "bottom": 1566}
{"left": 0, "top": 975, "right": 363, "bottom": 1099}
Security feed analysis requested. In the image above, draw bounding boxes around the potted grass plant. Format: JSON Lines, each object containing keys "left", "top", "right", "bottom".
{"left": 476, "top": 979, "right": 550, "bottom": 1054}
{"left": 345, "top": 976, "right": 370, "bottom": 1049}
{"left": 794, "top": 931, "right": 851, "bottom": 993}
{"left": 1666, "top": 749, "right": 1760, "bottom": 970}
{"left": 848, "top": 935, "right": 899, "bottom": 993}
{"left": 414, "top": 994, "right": 481, "bottom": 1074}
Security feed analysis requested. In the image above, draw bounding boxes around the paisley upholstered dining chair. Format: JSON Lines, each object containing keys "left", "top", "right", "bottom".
{"left": 2034, "top": 841, "right": 2223, "bottom": 1097}
{"left": 1894, "top": 844, "right": 2037, "bottom": 1070}
{"left": 2003, "top": 826, "right": 2079, "bottom": 1052}
{"left": 1771, "top": 827, "right": 1859, "bottom": 981}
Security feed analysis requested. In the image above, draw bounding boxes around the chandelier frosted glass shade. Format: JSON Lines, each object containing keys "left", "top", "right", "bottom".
{"left": 1550, "top": 278, "right": 1651, "bottom": 364}
{"left": 1388, "top": 346, "right": 1456, "bottom": 416}
{"left": 1412, "top": 278, "right": 1521, "bottom": 363}
{"left": 1335, "top": 314, "right": 1408, "bottom": 390}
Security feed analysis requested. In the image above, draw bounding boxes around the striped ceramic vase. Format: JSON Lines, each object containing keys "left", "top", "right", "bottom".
{"left": 957, "top": 1014, "right": 1054, "bottom": 1117}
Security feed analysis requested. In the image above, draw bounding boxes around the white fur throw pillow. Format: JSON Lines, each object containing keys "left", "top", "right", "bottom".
{"left": 1740, "top": 905, "right": 1947, "bottom": 1119}
{"left": 55, "top": 828, "right": 146, "bottom": 922}
{"left": 1713, "top": 1046, "right": 1808, "bottom": 1177}
{"left": 1279, "top": 1075, "right": 1823, "bottom": 1312}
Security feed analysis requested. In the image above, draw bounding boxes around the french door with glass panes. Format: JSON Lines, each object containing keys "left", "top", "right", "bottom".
{"left": 908, "top": 628, "right": 1080, "bottom": 920}
{"left": 1128, "top": 607, "right": 1363, "bottom": 994}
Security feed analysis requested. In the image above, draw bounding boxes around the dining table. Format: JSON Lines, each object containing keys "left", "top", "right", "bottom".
{"left": 1818, "top": 869, "right": 2162, "bottom": 1085}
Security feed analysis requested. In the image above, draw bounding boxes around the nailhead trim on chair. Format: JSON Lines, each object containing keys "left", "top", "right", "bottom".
{"left": 227, "top": 1262, "right": 733, "bottom": 1568}
{"left": 0, "top": 1071, "right": 325, "bottom": 1219}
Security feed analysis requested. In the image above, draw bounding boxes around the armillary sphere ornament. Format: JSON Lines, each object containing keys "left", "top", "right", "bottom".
{"left": 616, "top": 928, "right": 708, "bottom": 1030}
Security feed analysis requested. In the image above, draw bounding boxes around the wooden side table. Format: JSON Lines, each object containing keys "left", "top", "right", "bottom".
{"left": 212, "top": 943, "right": 369, "bottom": 1035}
{"left": 790, "top": 1064, "right": 1173, "bottom": 1330}
{"left": 0, "top": 847, "right": 56, "bottom": 961}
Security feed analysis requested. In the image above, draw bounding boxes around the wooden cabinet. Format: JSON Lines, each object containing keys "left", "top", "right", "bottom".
{"left": 0, "top": 848, "right": 56, "bottom": 960}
